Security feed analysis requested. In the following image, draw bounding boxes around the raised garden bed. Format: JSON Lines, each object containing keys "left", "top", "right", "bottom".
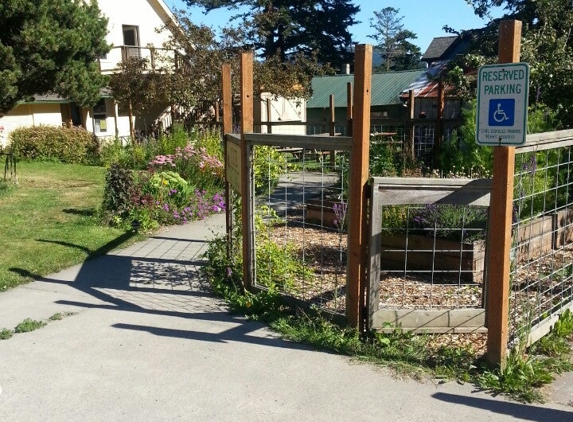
{"left": 305, "top": 200, "right": 340, "bottom": 227}
{"left": 379, "top": 233, "right": 486, "bottom": 283}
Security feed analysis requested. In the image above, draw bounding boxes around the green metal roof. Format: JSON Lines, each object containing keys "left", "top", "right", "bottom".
{"left": 307, "top": 70, "right": 424, "bottom": 109}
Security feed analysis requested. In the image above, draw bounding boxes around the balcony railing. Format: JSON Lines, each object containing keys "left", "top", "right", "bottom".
{"left": 98, "top": 45, "right": 175, "bottom": 74}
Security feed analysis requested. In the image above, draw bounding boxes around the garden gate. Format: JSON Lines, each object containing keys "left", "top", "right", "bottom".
{"left": 366, "top": 177, "right": 492, "bottom": 334}
{"left": 222, "top": 47, "right": 373, "bottom": 327}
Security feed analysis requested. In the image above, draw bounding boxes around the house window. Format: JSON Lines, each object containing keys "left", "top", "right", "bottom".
{"left": 93, "top": 99, "right": 108, "bottom": 133}
{"left": 122, "top": 25, "right": 140, "bottom": 60}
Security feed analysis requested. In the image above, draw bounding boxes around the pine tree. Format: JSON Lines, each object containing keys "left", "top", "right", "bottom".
{"left": 368, "top": 7, "right": 421, "bottom": 72}
{"left": 0, "top": 0, "right": 110, "bottom": 112}
{"left": 183, "top": 0, "right": 359, "bottom": 70}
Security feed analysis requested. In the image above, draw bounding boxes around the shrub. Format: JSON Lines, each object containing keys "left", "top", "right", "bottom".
{"left": 253, "top": 145, "right": 288, "bottom": 196}
{"left": 370, "top": 139, "right": 415, "bottom": 177}
{"left": 412, "top": 204, "right": 488, "bottom": 242}
{"left": 438, "top": 101, "right": 561, "bottom": 178}
{"left": 194, "top": 127, "right": 224, "bottom": 160}
{"left": 10, "top": 125, "right": 98, "bottom": 164}
{"left": 102, "top": 164, "right": 226, "bottom": 232}
{"left": 101, "top": 163, "right": 137, "bottom": 226}
{"left": 148, "top": 145, "right": 224, "bottom": 192}
{"left": 98, "top": 124, "right": 221, "bottom": 170}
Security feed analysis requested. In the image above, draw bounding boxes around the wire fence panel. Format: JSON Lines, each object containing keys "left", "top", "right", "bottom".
{"left": 510, "top": 136, "right": 573, "bottom": 346}
{"left": 246, "top": 134, "right": 351, "bottom": 315}
{"left": 368, "top": 178, "right": 491, "bottom": 333}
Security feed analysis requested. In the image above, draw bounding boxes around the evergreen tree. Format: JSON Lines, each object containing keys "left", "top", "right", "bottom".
{"left": 183, "top": 0, "right": 359, "bottom": 70}
{"left": 0, "top": 0, "right": 110, "bottom": 112}
{"left": 368, "top": 7, "right": 421, "bottom": 71}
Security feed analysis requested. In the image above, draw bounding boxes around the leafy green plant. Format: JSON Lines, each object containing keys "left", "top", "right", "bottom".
{"left": 531, "top": 309, "right": 573, "bottom": 357}
{"left": 10, "top": 125, "right": 99, "bottom": 164}
{"left": 0, "top": 328, "right": 13, "bottom": 340}
{"left": 253, "top": 206, "right": 313, "bottom": 290}
{"left": 438, "top": 102, "right": 561, "bottom": 178}
{"left": 369, "top": 139, "right": 420, "bottom": 178}
{"left": 193, "top": 127, "right": 224, "bottom": 160}
{"left": 145, "top": 171, "right": 190, "bottom": 207}
{"left": 476, "top": 349, "right": 556, "bottom": 403}
{"left": 438, "top": 100, "right": 493, "bottom": 177}
{"left": 253, "top": 145, "right": 288, "bottom": 196}
{"left": 101, "top": 163, "right": 137, "bottom": 226}
{"left": 14, "top": 318, "right": 47, "bottom": 333}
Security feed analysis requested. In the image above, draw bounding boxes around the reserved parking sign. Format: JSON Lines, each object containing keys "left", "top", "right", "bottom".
{"left": 476, "top": 62, "right": 529, "bottom": 146}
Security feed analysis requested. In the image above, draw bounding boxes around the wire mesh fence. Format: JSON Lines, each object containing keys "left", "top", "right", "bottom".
{"left": 510, "top": 137, "right": 573, "bottom": 346}
{"left": 376, "top": 204, "right": 488, "bottom": 310}
{"left": 247, "top": 136, "right": 351, "bottom": 315}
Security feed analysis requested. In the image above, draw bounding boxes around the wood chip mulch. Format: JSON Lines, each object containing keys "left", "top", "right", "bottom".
{"left": 264, "top": 224, "right": 573, "bottom": 355}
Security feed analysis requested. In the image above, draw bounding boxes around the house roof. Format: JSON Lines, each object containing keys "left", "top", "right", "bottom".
{"left": 307, "top": 70, "right": 424, "bottom": 109}
{"left": 150, "top": 0, "right": 178, "bottom": 27}
{"left": 400, "top": 63, "right": 449, "bottom": 99}
{"left": 421, "top": 36, "right": 458, "bottom": 63}
{"left": 19, "top": 88, "right": 113, "bottom": 105}
{"left": 19, "top": 94, "right": 69, "bottom": 104}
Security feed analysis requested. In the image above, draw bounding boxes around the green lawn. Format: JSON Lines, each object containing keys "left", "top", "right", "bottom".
{"left": 0, "top": 162, "right": 142, "bottom": 291}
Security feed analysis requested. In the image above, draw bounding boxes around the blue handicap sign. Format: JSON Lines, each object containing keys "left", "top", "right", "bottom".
{"left": 488, "top": 99, "right": 515, "bottom": 126}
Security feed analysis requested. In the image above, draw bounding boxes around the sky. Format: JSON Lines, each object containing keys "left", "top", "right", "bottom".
{"left": 165, "top": 0, "right": 505, "bottom": 53}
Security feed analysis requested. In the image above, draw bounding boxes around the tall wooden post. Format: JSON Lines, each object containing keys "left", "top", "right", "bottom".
{"left": 434, "top": 80, "right": 445, "bottom": 165}
{"left": 222, "top": 64, "right": 233, "bottom": 260}
{"left": 486, "top": 20, "right": 522, "bottom": 367}
{"left": 266, "top": 98, "right": 272, "bottom": 134}
{"left": 329, "top": 94, "right": 336, "bottom": 164}
{"left": 222, "top": 65, "right": 232, "bottom": 134}
{"left": 346, "top": 82, "right": 353, "bottom": 137}
{"left": 407, "top": 89, "right": 415, "bottom": 159}
{"left": 347, "top": 45, "right": 372, "bottom": 329}
{"left": 240, "top": 52, "right": 254, "bottom": 290}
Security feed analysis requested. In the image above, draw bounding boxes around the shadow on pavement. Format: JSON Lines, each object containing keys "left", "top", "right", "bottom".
{"left": 432, "top": 392, "right": 573, "bottom": 421}
{"left": 9, "top": 225, "right": 311, "bottom": 352}
{"left": 111, "top": 321, "right": 312, "bottom": 350}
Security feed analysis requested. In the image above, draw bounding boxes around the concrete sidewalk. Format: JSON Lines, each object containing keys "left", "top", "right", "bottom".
{"left": 0, "top": 213, "right": 572, "bottom": 421}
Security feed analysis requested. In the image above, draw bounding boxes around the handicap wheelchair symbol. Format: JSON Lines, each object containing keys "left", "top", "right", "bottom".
{"left": 488, "top": 99, "right": 515, "bottom": 126}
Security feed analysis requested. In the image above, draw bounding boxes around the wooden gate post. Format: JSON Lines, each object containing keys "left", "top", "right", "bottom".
{"left": 407, "top": 89, "right": 415, "bottom": 160}
{"left": 240, "top": 52, "right": 255, "bottom": 290}
{"left": 266, "top": 98, "right": 272, "bottom": 134}
{"left": 329, "top": 94, "right": 336, "bottom": 164}
{"left": 222, "top": 64, "right": 233, "bottom": 259}
{"left": 486, "top": 20, "right": 522, "bottom": 367}
{"left": 346, "top": 82, "right": 353, "bottom": 137}
{"left": 347, "top": 44, "right": 372, "bottom": 329}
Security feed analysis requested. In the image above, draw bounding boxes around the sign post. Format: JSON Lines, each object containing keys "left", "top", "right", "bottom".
{"left": 483, "top": 20, "right": 523, "bottom": 367}
{"left": 476, "top": 62, "right": 529, "bottom": 146}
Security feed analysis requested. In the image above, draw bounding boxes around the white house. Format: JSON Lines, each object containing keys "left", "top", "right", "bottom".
{"left": 0, "top": 0, "right": 177, "bottom": 147}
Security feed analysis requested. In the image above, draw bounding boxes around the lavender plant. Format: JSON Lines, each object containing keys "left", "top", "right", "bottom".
{"left": 412, "top": 204, "right": 488, "bottom": 242}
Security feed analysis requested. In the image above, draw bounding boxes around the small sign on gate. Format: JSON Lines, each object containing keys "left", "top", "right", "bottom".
{"left": 226, "top": 140, "right": 242, "bottom": 193}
